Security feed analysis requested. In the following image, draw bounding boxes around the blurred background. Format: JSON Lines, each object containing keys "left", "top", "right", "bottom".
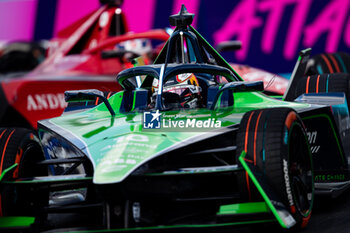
{"left": 0, "top": 0, "right": 349, "bottom": 74}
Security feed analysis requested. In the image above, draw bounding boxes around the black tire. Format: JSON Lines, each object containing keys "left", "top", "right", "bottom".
{"left": 0, "top": 127, "right": 47, "bottom": 216}
{"left": 236, "top": 108, "right": 314, "bottom": 228}
{"left": 306, "top": 52, "right": 350, "bottom": 75}
{"left": 291, "top": 73, "right": 350, "bottom": 109}
{"left": 0, "top": 51, "right": 38, "bottom": 74}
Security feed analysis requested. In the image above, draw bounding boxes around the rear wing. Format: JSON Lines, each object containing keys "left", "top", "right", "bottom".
{"left": 283, "top": 48, "right": 312, "bottom": 101}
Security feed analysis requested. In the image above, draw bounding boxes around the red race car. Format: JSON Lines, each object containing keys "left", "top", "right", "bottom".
{"left": 215, "top": 41, "right": 289, "bottom": 96}
{"left": 0, "top": 0, "right": 169, "bottom": 129}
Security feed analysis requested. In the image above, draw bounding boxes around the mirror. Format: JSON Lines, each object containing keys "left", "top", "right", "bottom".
{"left": 65, "top": 89, "right": 115, "bottom": 116}
{"left": 210, "top": 81, "right": 264, "bottom": 110}
{"left": 215, "top": 41, "right": 242, "bottom": 53}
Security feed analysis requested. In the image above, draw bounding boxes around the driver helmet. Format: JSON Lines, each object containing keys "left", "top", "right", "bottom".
{"left": 152, "top": 73, "right": 202, "bottom": 109}
{"left": 116, "top": 38, "right": 152, "bottom": 56}
{"left": 115, "top": 38, "right": 152, "bottom": 66}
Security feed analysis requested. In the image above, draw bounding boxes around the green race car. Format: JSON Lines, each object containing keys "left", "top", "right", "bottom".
{"left": 1, "top": 5, "right": 350, "bottom": 232}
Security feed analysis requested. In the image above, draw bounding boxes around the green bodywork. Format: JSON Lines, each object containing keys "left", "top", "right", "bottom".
{"left": 239, "top": 151, "right": 296, "bottom": 228}
{"left": 0, "top": 217, "right": 35, "bottom": 229}
{"left": 42, "top": 90, "right": 310, "bottom": 185}
{"left": 218, "top": 202, "right": 269, "bottom": 215}
{"left": 0, "top": 6, "right": 336, "bottom": 232}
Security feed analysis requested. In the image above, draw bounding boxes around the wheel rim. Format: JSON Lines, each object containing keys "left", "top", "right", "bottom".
{"left": 288, "top": 122, "right": 313, "bottom": 217}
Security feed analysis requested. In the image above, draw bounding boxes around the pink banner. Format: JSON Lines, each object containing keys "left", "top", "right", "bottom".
{"left": 123, "top": 0, "right": 156, "bottom": 32}
{"left": 53, "top": 0, "right": 100, "bottom": 36}
{"left": 0, "top": 0, "right": 38, "bottom": 41}
{"left": 54, "top": 0, "right": 157, "bottom": 35}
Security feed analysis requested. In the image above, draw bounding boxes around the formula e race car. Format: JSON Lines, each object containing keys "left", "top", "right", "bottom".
{"left": 0, "top": 0, "right": 169, "bottom": 130}
{"left": 1, "top": 5, "right": 350, "bottom": 232}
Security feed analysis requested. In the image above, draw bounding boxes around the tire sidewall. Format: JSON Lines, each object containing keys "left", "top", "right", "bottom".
{"left": 0, "top": 128, "right": 46, "bottom": 216}
{"left": 282, "top": 112, "right": 314, "bottom": 227}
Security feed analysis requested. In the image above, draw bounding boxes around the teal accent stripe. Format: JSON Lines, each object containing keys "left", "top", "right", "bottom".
{"left": 283, "top": 127, "right": 288, "bottom": 144}
{"left": 335, "top": 53, "right": 348, "bottom": 73}
{"left": 262, "top": 120, "right": 267, "bottom": 174}
{"left": 326, "top": 74, "right": 329, "bottom": 93}
{"left": 317, "top": 65, "right": 323, "bottom": 74}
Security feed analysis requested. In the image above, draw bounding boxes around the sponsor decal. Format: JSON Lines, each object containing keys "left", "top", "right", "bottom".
{"left": 213, "top": 0, "right": 350, "bottom": 62}
{"left": 306, "top": 130, "right": 321, "bottom": 154}
{"left": 283, "top": 159, "right": 294, "bottom": 207}
{"left": 307, "top": 131, "right": 317, "bottom": 144}
{"left": 27, "top": 93, "right": 67, "bottom": 111}
{"left": 314, "top": 174, "right": 345, "bottom": 181}
{"left": 132, "top": 202, "right": 141, "bottom": 223}
{"left": 310, "top": 145, "right": 320, "bottom": 153}
{"left": 99, "top": 11, "right": 109, "bottom": 28}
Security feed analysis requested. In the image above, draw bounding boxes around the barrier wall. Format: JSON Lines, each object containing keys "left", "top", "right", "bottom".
{"left": 0, "top": 0, "right": 349, "bottom": 73}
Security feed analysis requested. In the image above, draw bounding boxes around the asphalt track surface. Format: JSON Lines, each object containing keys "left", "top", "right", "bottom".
{"left": 45, "top": 189, "right": 350, "bottom": 233}
{"left": 302, "top": 191, "right": 350, "bottom": 233}
{"left": 211, "top": 189, "right": 350, "bottom": 233}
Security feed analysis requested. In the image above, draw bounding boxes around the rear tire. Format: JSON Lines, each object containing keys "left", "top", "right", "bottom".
{"left": 291, "top": 73, "right": 350, "bottom": 109}
{"left": 236, "top": 108, "right": 314, "bottom": 228}
{"left": 306, "top": 52, "right": 350, "bottom": 75}
{"left": 0, "top": 128, "right": 47, "bottom": 216}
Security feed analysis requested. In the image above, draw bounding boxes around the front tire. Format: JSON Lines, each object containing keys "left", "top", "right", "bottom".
{"left": 0, "top": 128, "right": 47, "bottom": 216}
{"left": 236, "top": 108, "right": 314, "bottom": 228}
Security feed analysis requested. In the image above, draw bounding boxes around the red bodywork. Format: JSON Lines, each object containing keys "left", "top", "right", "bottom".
{"left": 0, "top": 4, "right": 169, "bottom": 129}
{"left": 231, "top": 63, "right": 288, "bottom": 95}
{"left": 0, "top": 4, "right": 288, "bottom": 130}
